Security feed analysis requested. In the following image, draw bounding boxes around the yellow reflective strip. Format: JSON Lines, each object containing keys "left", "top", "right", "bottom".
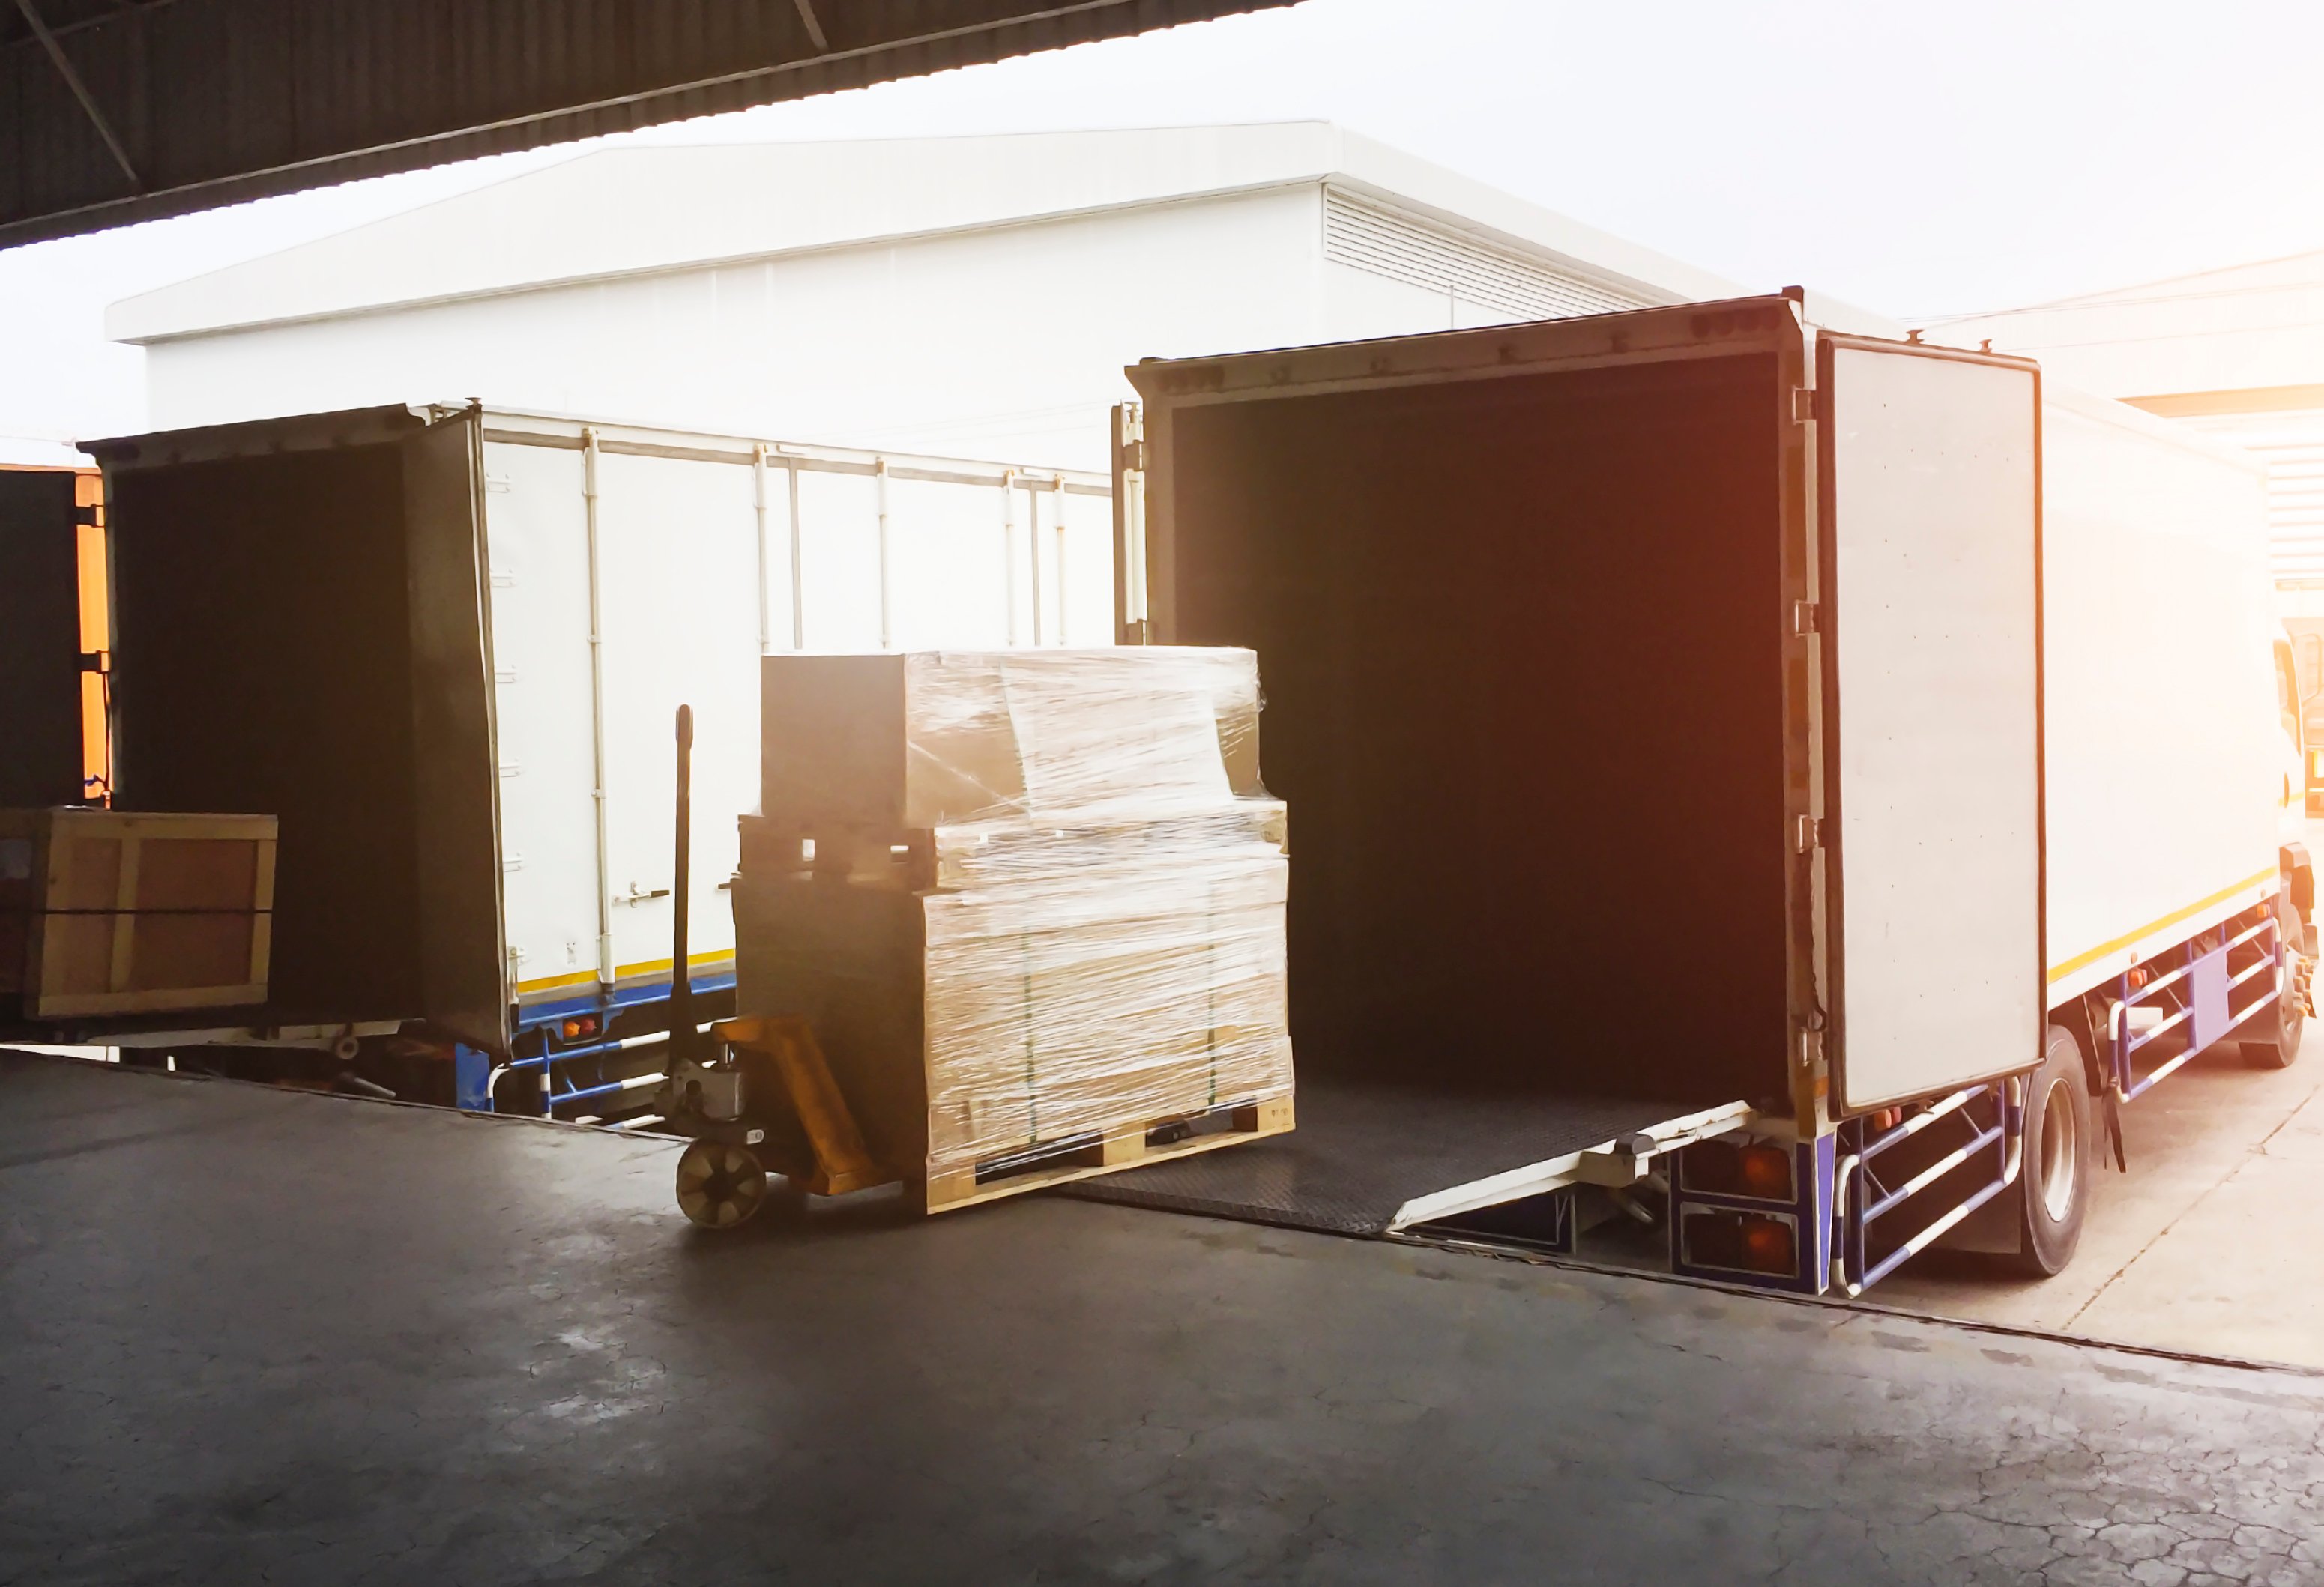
{"left": 514, "top": 970, "right": 598, "bottom": 994}
{"left": 612, "top": 951, "right": 736, "bottom": 980}
{"left": 2046, "top": 866, "right": 2278, "bottom": 985}
{"left": 516, "top": 952, "right": 734, "bottom": 995}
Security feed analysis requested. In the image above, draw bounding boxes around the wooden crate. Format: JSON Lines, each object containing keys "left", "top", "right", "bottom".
{"left": 0, "top": 808, "right": 277, "bottom": 1018}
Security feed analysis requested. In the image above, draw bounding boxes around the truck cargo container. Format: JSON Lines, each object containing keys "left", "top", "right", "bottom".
{"left": 1086, "top": 294, "right": 2311, "bottom": 1291}
{"left": 7, "top": 405, "right": 1106, "bottom": 1113}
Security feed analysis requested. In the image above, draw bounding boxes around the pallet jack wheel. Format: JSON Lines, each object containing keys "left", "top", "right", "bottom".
{"left": 675, "top": 1138, "right": 768, "bottom": 1230}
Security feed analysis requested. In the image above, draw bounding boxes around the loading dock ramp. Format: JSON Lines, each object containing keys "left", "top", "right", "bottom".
{"left": 1071, "top": 1074, "right": 1751, "bottom": 1236}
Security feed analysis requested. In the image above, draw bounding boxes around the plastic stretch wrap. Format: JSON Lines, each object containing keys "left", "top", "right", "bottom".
{"left": 758, "top": 647, "right": 1262, "bottom": 830}
{"left": 918, "top": 806, "right": 1290, "bottom": 1173}
{"left": 738, "top": 647, "right": 1293, "bottom": 1188}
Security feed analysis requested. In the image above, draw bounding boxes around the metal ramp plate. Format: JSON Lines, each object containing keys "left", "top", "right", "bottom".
{"left": 1066, "top": 1074, "right": 1736, "bottom": 1236}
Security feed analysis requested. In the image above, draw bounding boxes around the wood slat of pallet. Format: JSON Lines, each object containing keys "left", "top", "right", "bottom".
{"left": 917, "top": 1097, "right": 1295, "bottom": 1215}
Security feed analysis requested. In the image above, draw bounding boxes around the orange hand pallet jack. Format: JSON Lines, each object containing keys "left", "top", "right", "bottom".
{"left": 660, "top": 704, "right": 893, "bottom": 1229}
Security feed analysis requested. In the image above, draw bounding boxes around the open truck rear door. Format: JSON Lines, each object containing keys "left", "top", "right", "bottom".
{"left": 402, "top": 408, "right": 511, "bottom": 1051}
{"left": 1817, "top": 336, "right": 2044, "bottom": 1113}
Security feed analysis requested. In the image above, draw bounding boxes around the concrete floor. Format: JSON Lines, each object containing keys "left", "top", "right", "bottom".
{"left": 1881, "top": 813, "right": 2324, "bottom": 1369}
{"left": 1880, "top": 1041, "right": 2324, "bottom": 1368}
{"left": 6, "top": 1051, "right": 2324, "bottom": 1586}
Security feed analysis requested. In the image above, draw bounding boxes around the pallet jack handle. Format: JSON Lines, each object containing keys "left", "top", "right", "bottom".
{"left": 662, "top": 698, "right": 893, "bottom": 1214}
{"left": 669, "top": 703, "right": 694, "bottom": 1068}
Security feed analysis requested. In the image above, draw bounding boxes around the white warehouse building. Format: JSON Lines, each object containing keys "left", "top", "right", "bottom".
{"left": 109, "top": 122, "right": 1745, "bottom": 475}
{"left": 1934, "top": 250, "right": 2324, "bottom": 590}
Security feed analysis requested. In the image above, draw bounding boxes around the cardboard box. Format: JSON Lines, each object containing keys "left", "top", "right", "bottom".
{"left": 738, "top": 644, "right": 1291, "bottom": 1210}
{"left": 731, "top": 811, "right": 1294, "bottom": 1188}
{"left": 737, "top": 800, "right": 1288, "bottom": 897}
{"left": 759, "top": 648, "right": 1264, "bottom": 829}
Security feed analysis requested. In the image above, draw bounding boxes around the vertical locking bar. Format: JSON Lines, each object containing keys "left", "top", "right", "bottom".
{"left": 582, "top": 429, "right": 615, "bottom": 988}
{"left": 1027, "top": 479, "right": 1043, "bottom": 648}
{"left": 752, "top": 444, "right": 771, "bottom": 655}
{"left": 786, "top": 456, "right": 805, "bottom": 650}
{"left": 1112, "top": 402, "right": 1148, "bottom": 641}
{"left": 875, "top": 456, "right": 892, "bottom": 650}
{"left": 1002, "top": 470, "right": 1018, "bottom": 647}
{"left": 1053, "top": 477, "right": 1068, "bottom": 646}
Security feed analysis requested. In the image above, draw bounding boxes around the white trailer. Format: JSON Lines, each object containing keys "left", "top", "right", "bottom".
{"left": 59, "top": 405, "right": 1108, "bottom": 1113}
{"left": 1087, "top": 294, "right": 2311, "bottom": 1291}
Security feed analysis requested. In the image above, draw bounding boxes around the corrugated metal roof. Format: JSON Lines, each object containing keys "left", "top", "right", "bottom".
{"left": 1, "top": 0, "right": 1300, "bottom": 248}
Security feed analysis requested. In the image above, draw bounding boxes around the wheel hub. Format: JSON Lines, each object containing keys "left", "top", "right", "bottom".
{"left": 2038, "top": 1077, "right": 2077, "bottom": 1224}
{"left": 676, "top": 1140, "right": 767, "bottom": 1229}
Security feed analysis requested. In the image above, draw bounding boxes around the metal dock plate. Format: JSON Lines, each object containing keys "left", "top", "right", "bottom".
{"left": 1066, "top": 1074, "right": 1737, "bottom": 1236}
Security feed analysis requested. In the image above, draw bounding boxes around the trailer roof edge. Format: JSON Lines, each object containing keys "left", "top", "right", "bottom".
{"left": 1126, "top": 294, "right": 1807, "bottom": 406}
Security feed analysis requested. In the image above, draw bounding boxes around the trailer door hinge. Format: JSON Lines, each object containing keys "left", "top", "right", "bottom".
{"left": 1794, "top": 814, "right": 1823, "bottom": 853}
{"left": 1791, "top": 387, "right": 1817, "bottom": 424}
{"left": 1791, "top": 599, "right": 1820, "bottom": 636}
{"left": 1119, "top": 438, "right": 1145, "bottom": 474}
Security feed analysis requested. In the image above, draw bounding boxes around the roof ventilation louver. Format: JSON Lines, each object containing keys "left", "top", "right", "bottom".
{"left": 1323, "top": 190, "right": 1643, "bottom": 323}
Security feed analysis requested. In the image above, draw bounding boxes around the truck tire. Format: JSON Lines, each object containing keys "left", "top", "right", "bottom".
{"left": 2242, "top": 892, "right": 2306, "bottom": 1070}
{"left": 2009, "top": 1025, "right": 2092, "bottom": 1278}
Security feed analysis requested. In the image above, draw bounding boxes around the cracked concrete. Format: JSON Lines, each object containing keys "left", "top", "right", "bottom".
{"left": 4, "top": 1050, "right": 2323, "bottom": 1586}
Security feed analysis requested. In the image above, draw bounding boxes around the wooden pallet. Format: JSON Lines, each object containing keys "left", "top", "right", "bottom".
{"left": 917, "top": 1095, "right": 1294, "bottom": 1215}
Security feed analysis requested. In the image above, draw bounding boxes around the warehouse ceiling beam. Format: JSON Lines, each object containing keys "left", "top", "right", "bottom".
{"left": 1, "top": 0, "right": 1302, "bottom": 250}
{"left": 11, "top": 0, "right": 139, "bottom": 190}
{"left": 0, "top": 0, "right": 177, "bottom": 51}
{"left": 791, "top": 0, "right": 830, "bottom": 54}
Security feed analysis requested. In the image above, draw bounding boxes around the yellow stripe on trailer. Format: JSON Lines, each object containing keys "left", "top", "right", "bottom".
{"left": 2047, "top": 865, "right": 2277, "bottom": 985}
{"left": 613, "top": 950, "right": 735, "bottom": 982}
{"left": 515, "top": 952, "right": 737, "bottom": 997}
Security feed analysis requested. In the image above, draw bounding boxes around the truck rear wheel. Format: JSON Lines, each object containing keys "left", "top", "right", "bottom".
{"left": 2241, "top": 892, "right": 2305, "bottom": 1071}
{"left": 2008, "top": 1025, "right": 2092, "bottom": 1278}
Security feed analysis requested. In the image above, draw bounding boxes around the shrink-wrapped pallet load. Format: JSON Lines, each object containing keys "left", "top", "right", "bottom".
{"left": 734, "top": 648, "right": 1293, "bottom": 1212}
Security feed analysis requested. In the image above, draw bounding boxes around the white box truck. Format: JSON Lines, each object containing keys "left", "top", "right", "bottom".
{"left": 1083, "top": 294, "right": 2312, "bottom": 1292}
{"left": 26, "top": 404, "right": 1106, "bottom": 1114}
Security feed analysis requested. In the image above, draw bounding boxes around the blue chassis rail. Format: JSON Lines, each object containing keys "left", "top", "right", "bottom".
{"left": 451, "top": 967, "right": 737, "bottom": 1116}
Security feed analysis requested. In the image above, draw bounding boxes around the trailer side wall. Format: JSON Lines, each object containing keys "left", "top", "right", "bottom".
{"left": 2042, "top": 389, "right": 2281, "bottom": 1003}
